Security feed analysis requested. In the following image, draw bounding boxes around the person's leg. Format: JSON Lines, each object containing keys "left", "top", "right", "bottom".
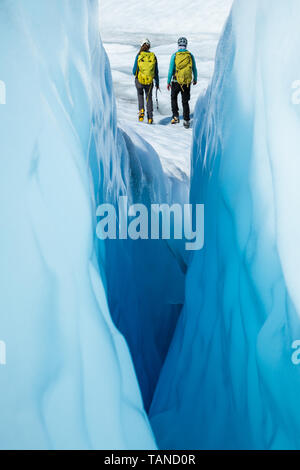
{"left": 145, "top": 83, "right": 154, "bottom": 120}
{"left": 135, "top": 78, "right": 145, "bottom": 113}
{"left": 171, "top": 82, "right": 180, "bottom": 118}
{"left": 181, "top": 84, "right": 191, "bottom": 121}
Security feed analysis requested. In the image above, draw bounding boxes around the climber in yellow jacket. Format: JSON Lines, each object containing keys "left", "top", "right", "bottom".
{"left": 133, "top": 38, "right": 160, "bottom": 124}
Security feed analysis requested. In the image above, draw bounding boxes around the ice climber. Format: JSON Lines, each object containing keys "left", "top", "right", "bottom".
{"left": 133, "top": 38, "right": 159, "bottom": 124}
{"left": 167, "top": 37, "right": 198, "bottom": 129}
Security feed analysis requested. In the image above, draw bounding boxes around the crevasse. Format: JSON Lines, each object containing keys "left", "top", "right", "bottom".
{"left": 2, "top": 0, "right": 300, "bottom": 452}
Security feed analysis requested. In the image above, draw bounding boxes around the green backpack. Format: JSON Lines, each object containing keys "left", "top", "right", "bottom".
{"left": 175, "top": 51, "right": 193, "bottom": 86}
{"left": 138, "top": 52, "right": 156, "bottom": 85}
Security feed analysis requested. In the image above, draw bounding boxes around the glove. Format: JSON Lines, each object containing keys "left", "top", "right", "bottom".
{"left": 193, "top": 80, "right": 197, "bottom": 86}
{"left": 167, "top": 84, "right": 171, "bottom": 91}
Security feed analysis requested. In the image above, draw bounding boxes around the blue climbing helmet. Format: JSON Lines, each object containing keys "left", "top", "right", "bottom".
{"left": 178, "top": 37, "right": 188, "bottom": 48}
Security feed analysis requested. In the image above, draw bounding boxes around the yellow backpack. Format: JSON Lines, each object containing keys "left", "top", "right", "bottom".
{"left": 175, "top": 51, "right": 193, "bottom": 86}
{"left": 138, "top": 52, "right": 156, "bottom": 85}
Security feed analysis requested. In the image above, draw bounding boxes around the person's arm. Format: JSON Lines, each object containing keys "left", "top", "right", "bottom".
{"left": 191, "top": 53, "right": 198, "bottom": 83}
{"left": 154, "top": 56, "right": 159, "bottom": 88}
{"left": 167, "top": 53, "right": 176, "bottom": 85}
{"left": 132, "top": 54, "right": 139, "bottom": 77}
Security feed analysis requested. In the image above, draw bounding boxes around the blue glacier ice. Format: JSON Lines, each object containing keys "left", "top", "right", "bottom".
{"left": 150, "top": 0, "right": 300, "bottom": 450}
{"left": 2, "top": 0, "right": 300, "bottom": 452}
{"left": 0, "top": 0, "right": 160, "bottom": 450}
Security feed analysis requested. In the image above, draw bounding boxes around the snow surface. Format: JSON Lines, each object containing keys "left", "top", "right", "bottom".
{"left": 100, "top": 0, "right": 233, "bottom": 35}
{"left": 150, "top": 0, "right": 300, "bottom": 450}
{"left": 100, "top": 0, "right": 233, "bottom": 181}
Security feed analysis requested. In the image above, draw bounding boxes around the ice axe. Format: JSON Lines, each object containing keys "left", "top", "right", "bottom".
{"left": 156, "top": 86, "right": 161, "bottom": 111}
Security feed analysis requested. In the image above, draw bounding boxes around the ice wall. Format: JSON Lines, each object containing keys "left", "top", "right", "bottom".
{"left": 150, "top": 0, "right": 300, "bottom": 450}
{"left": 0, "top": 0, "right": 156, "bottom": 450}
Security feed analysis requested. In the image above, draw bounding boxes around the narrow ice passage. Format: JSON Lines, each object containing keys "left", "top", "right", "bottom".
{"left": 100, "top": 2, "right": 229, "bottom": 411}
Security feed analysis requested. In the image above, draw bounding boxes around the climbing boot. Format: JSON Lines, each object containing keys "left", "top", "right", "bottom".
{"left": 171, "top": 116, "right": 180, "bottom": 124}
{"left": 139, "top": 109, "right": 145, "bottom": 122}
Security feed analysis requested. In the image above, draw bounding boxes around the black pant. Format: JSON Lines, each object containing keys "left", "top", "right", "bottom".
{"left": 171, "top": 82, "right": 191, "bottom": 121}
{"left": 135, "top": 78, "right": 153, "bottom": 119}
